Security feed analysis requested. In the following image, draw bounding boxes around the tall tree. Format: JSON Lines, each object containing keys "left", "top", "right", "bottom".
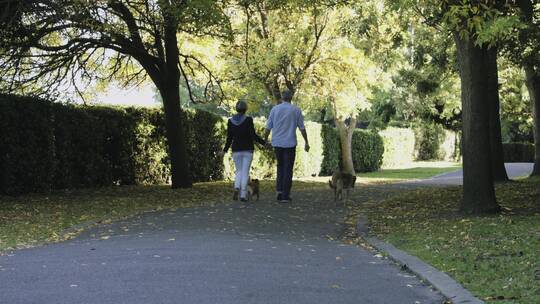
{"left": 0, "top": 0, "right": 230, "bottom": 188}
{"left": 454, "top": 33, "right": 499, "bottom": 213}
{"left": 514, "top": 0, "right": 540, "bottom": 175}
{"left": 225, "top": 0, "right": 332, "bottom": 103}
{"left": 486, "top": 46, "right": 509, "bottom": 182}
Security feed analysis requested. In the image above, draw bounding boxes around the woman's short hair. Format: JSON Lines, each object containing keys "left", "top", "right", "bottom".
{"left": 236, "top": 100, "right": 248, "bottom": 113}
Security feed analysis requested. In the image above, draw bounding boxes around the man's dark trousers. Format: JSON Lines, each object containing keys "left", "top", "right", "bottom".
{"left": 274, "top": 147, "right": 296, "bottom": 200}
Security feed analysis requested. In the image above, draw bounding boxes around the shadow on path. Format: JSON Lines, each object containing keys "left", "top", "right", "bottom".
{"left": 0, "top": 185, "right": 445, "bottom": 304}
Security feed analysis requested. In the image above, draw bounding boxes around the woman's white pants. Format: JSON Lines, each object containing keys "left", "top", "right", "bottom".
{"left": 232, "top": 151, "right": 253, "bottom": 199}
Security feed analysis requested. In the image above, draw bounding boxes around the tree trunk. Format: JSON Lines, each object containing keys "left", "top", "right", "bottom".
{"left": 454, "top": 33, "right": 500, "bottom": 214}
{"left": 336, "top": 118, "right": 356, "bottom": 175}
{"left": 159, "top": 17, "right": 192, "bottom": 188}
{"left": 525, "top": 66, "right": 540, "bottom": 175}
{"left": 160, "top": 84, "right": 192, "bottom": 188}
{"left": 485, "top": 47, "right": 508, "bottom": 181}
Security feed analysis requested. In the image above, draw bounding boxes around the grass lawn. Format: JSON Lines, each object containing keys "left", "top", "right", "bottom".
{"left": 351, "top": 177, "right": 540, "bottom": 304}
{"left": 357, "top": 161, "right": 461, "bottom": 181}
{"left": 0, "top": 180, "right": 327, "bottom": 253}
{"left": 0, "top": 182, "right": 237, "bottom": 252}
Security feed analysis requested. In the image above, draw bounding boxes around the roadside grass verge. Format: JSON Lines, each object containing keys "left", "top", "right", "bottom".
{"left": 357, "top": 162, "right": 461, "bottom": 181}
{"left": 0, "top": 180, "right": 325, "bottom": 253}
{"left": 351, "top": 177, "right": 540, "bottom": 303}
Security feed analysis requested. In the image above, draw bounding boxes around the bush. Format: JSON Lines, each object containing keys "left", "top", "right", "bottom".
{"left": 0, "top": 94, "right": 406, "bottom": 194}
{"left": 320, "top": 124, "right": 341, "bottom": 175}
{"left": 126, "top": 108, "right": 170, "bottom": 185}
{"left": 414, "top": 123, "right": 445, "bottom": 161}
{"left": 352, "top": 130, "right": 384, "bottom": 172}
{"left": 185, "top": 109, "right": 227, "bottom": 182}
{"left": 503, "top": 143, "right": 534, "bottom": 162}
{"left": 0, "top": 95, "right": 55, "bottom": 195}
{"left": 0, "top": 94, "right": 227, "bottom": 194}
{"left": 293, "top": 121, "right": 324, "bottom": 177}
{"left": 440, "top": 130, "right": 461, "bottom": 161}
{"left": 379, "top": 127, "right": 415, "bottom": 168}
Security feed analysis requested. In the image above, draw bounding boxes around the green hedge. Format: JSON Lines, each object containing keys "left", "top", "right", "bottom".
{"left": 0, "top": 94, "right": 227, "bottom": 194}
{"left": 352, "top": 130, "right": 384, "bottom": 172}
{"left": 379, "top": 127, "right": 416, "bottom": 168}
{"left": 1, "top": 94, "right": 428, "bottom": 195}
{"left": 0, "top": 95, "right": 55, "bottom": 194}
{"left": 414, "top": 122, "right": 445, "bottom": 161}
{"left": 320, "top": 125, "right": 341, "bottom": 175}
{"left": 413, "top": 123, "right": 460, "bottom": 161}
{"left": 503, "top": 143, "right": 534, "bottom": 162}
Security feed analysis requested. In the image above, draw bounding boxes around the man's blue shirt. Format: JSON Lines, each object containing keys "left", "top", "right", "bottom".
{"left": 266, "top": 102, "right": 305, "bottom": 148}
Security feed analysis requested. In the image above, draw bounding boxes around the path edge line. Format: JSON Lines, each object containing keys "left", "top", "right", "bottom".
{"left": 356, "top": 215, "right": 484, "bottom": 304}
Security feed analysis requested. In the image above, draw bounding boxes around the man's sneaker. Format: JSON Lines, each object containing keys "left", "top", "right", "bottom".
{"left": 233, "top": 188, "right": 239, "bottom": 201}
{"left": 279, "top": 198, "right": 291, "bottom": 204}
{"left": 276, "top": 192, "right": 283, "bottom": 201}
{"left": 240, "top": 197, "right": 248, "bottom": 202}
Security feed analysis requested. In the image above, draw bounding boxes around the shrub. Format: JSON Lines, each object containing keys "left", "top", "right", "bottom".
{"left": 414, "top": 122, "right": 445, "bottom": 161}
{"left": 125, "top": 107, "right": 170, "bottom": 185}
{"left": 185, "top": 109, "right": 227, "bottom": 182}
{"left": 293, "top": 121, "right": 323, "bottom": 177}
{"left": 0, "top": 95, "right": 55, "bottom": 195}
{"left": 352, "top": 130, "right": 384, "bottom": 172}
{"left": 503, "top": 143, "right": 534, "bottom": 162}
{"left": 0, "top": 94, "right": 398, "bottom": 194}
{"left": 440, "top": 130, "right": 461, "bottom": 161}
{"left": 379, "top": 127, "right": 415, "bottom": 168}
{"left": 320, "top": 124, "right": 340, "bottom": 175}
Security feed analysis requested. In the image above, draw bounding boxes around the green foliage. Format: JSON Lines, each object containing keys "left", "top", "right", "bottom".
{"left": 0, "top": 95, "right": 227, "bottom": 194}
{"left": 499, "top": 61, "right": 534, "bottom": 143}
{"left": 184, "top": 109, "right": 227, "bottom": 182}
{"left": 379, "top": 127, "right": 416, "bottom": 168}
{"left": 356, "top": 180, "right": 540, "bottom": 303}
{"left": 293, "top": 122, "right": 324, "bottom": 177}
{"left": 320, "top": 124, "right": 341, "bottom": 175}
{"left": 503, "top": 143, "right": 535, "bottom": 162}
{"left": 352, "top": 130, "right": 384, "bottom": 172}
{"left": 320, "top": 125, "right": 384, "bottom": 174}
{"left": 0, "top": 95, "right": 55, "bottom": 195}
{"left": 414, "top": 122, "right": 445, "bottom": 161}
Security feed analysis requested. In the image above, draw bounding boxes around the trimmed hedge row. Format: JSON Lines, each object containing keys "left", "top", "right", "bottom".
{"left": 379, "top": 127, "right": 416, "bottom": 168}
{"left": 1, "top": 94, "right": 408, "bottom": 195}
{"left": 0, "top": 94, "right": 226, "bottom": 195}
{"left": 503, "top": 143, "right": 534, "bottom": 162}
{"left": 0, "top": 96, "right": 55, "bottom": 194}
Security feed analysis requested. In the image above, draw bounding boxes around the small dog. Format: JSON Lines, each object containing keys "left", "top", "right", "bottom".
{"left": 329, "top": 171, "right": 356, "bottom": 204}
{"left": 247, "top": 178, "right": 260, "bottom": 201}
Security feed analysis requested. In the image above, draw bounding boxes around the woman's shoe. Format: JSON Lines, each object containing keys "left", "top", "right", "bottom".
{"left": 233, "top": 188, "right": 239, "bottom": 201}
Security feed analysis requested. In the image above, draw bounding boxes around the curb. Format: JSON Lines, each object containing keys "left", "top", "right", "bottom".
{"left": 357, "top": 215, "right": 484, "bottom": 304}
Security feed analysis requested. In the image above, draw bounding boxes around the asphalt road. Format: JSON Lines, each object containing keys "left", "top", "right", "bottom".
{"left": 0, "top": 186, "right": 445, "bottom": 304}
{"left": 406, "top": 162, "right": 534, "bottom": 186}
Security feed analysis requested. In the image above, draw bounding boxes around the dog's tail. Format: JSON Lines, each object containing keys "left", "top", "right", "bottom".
{"left": 328, "top": 180, "right": 335, "bottom": 189}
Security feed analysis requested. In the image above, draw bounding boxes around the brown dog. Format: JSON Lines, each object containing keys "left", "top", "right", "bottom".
{"left": 328, "top": 171, "right": 356, "bottom": 204}
{"left": 247, "top": 178, "right": 260, "bottom": 201}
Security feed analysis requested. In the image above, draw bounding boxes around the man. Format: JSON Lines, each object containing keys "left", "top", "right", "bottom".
{"left": 264, "top": 90, "right": 310, "bottom": 203}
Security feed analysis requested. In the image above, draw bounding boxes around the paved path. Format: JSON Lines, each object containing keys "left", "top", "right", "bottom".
{"left": 0, "top": 186, "right": 444, "bottom": 304}
{"left": 406, "top": 163, "right": 534, "bottom": 186}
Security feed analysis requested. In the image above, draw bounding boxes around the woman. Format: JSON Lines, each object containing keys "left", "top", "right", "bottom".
{"left": 222, "top": 100, "right": 265, "bottom": 201}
